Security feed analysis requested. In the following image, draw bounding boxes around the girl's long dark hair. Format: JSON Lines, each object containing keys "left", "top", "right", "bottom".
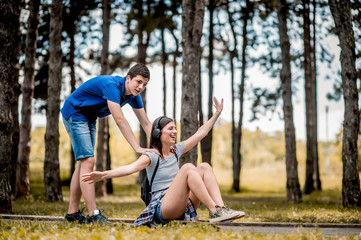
{"left": 149, "top": 116, "right": 174, "bottom": 159}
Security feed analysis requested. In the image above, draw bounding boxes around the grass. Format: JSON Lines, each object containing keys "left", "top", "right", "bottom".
{"left": 4, "top": 220, "right": 360, "bottom": 240}
{"left": 4, "top": 173, "right": 360, "bottom": 240}
{"left": 3, "top": 124, "right": 361, "bottom": 239}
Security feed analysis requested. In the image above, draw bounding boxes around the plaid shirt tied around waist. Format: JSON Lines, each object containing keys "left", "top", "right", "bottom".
{"left": 134, "top": 188, "right": 198, "bottom": 227}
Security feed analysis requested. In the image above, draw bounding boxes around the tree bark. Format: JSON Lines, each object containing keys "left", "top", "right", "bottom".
{"left": 234, "top": 0, "right": 251, "bottom": 192}
{"left": 44, "top": 0, "right": 63, "bottom": 201}
{"left": 96, "top": 0, "right": 111, "bottom": 197}
{"left": 135, "top": 0, "right": 157, "bottom": 184}
{"left": 329, "top": 0, "right": 361, "bottom": 207}
{"left": 0, "top": 0, "right": 21, "bottom": 213}
{"left": 11, "top": 75, "right": 20, "bottom": 196}
{"left": 69, "top": 18, "right": 76, "bottom": 182}
{"left": 180, "top": 0, "right": 205, "bottom": 166}
{"left": 303, "top": 0, "right": 318, "bottom": 195}
{"left": 161, "top": 28, "right": 167, "bottom": 116}
{"left": 200, "top": 0, "right": 214, "bottom": 165}
{"left": 96, "top": 117, "right": 108, "bottom": 197}
{"left": 171, "top": 31, "right": 179, "bottom": 121}
{"left": 16, "top": 0, "right": 40, "bottom": 199}
{"left": 277, "top": 0, "right": 302, "bottom": 203}
{"left": 312, "top": 0, "right": 321, "bottom": 190}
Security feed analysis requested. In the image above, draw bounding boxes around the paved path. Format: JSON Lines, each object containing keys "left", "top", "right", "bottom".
{"left": 1, "top": 214, "right": 360, "bottom": 236}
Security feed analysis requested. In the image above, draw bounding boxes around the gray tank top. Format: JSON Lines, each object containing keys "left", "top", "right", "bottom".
{"left": 145, "top": 142, "right": 185, "bottom": 192}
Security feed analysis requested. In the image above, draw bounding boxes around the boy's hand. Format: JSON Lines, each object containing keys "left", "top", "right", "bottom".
{"left": 137, "top": 147, "right": 161, "bottom": 157}
{"left": 170, "top": 144, "right": 176, "bottom": 153}
{"left": 82, "top": 171, "right": 104, "bottom": 184}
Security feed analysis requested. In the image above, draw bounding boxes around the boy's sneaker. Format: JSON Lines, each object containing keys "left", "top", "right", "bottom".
{"left": 209, "top": 205, "right": 245, "bottom": 223}
{"left": 65, "top": 209, "right": 86, "bottom": 224}
{"left": 86, "top": 209, "right": 110, "bottom": 224}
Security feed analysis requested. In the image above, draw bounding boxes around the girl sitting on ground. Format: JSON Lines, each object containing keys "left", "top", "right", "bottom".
{"left": 82, "top": 97, "right": 245, "bottom": 226}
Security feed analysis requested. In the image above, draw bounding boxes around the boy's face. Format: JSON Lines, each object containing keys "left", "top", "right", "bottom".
{"left": 124, "top": 75, "right": 149, "bottom": 96}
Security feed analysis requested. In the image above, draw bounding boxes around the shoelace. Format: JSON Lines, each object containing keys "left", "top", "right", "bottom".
{"left": 96, "top": 209, "right": 108, "bottom": 220}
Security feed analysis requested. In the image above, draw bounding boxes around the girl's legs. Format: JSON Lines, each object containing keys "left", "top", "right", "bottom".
{"left": 161, "top": 163, "right": 218, "bottom": 220}
{"left": 189, "top": 162, "right": 224, "bottom": 209}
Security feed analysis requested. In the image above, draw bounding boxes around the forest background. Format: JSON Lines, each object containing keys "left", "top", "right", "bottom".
{"left": 0, "top": 0, "right": 361, "bottom": 218}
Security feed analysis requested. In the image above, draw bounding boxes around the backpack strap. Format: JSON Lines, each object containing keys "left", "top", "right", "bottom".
{"left": 149, "top": 157, "right": 160, "bottom": 193}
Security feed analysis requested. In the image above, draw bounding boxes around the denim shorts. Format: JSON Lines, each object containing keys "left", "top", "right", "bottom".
{"left": 154, "top": 201, "right": 167, "bottom": 224}
{"left": 63, "top": 116, "right": 97, "bottom": 160}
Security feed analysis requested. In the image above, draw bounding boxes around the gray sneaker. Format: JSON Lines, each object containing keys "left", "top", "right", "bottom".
{"left": 86, "top": 209, "right": 110, "bottom": 224}
{"left": 209, "top": 205, "right": 245, "bottom": 223}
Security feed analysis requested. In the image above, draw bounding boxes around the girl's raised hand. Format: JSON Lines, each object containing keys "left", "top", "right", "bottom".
{"left": 213, "top": 97, "right": 224, "bottom": 114}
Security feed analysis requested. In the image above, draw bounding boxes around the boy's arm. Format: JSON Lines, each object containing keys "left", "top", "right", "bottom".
{"left": 183, "top": 97, "right": 223, "bottom": 154}
{"left": 107, "top": 100, "right": 159, "bottom": 155}
{"left": 82, "top": 154, "right": 151, "bottom": 184}
{"left": 133, "top": 108, "right": 152, "bottom": 138}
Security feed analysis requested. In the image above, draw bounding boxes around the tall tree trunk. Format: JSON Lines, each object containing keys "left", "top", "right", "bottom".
{"left": 329, "top": 0, "right": 361, "bottom": 207}
{"left": 44, "top": 0, "right": 63, "bottom": 202}
{"left": 11, "top": 75, "right": 20, "bottom": 195}
{"left": 0, "top": 0, "right": 21, "bottom": 213}
{"left": 171, "top": 31, "right": 179, "bottom": 121}
{"left": 161, "top": 28, "right": 167, "bottom": 116}
{"left": 69, "top": 22, "right": 76, "bottom": 182}
{"left": 180, "top": 0, "right": 205, "bottom": 166}
{"left": 312, "top": 0, "right": 321, "bottom": 191}
{"left": 96, "top": 118, "right": 108, "bottom": 197}
{"left": 96, "top": 0, "right": 111, "bottom": 197}
{"left": 16, "top": 0, "right": 40, "bottom": 199}
{"left": 200, "top": 0, "right": 214, "bottom": 165}
{"left": 106, "top": 131, "right": 113, "bottom": 194}
{"left": 234, "top": 2, "right": 251, "bottom": 192}
{"left": 230, "top": 52, "right": 238, "bottom": 191}
{"left": 136, "top": 38, "right": 150, "bottom": 185}
{"left": 277, "top": 0, "right": 302, "bottom": 203}
{"left": 303, "top": 0, "right": 318, "bottom": 195}
{"left": 198, "top": 59, "right": 203, "bottom": 127}
{"left": 225, "top": 0, "right": 242, "bottom": 192}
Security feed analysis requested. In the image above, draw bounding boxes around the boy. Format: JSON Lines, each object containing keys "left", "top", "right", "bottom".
{"left": 61, "top": 63, "right": 157, "bottom": 223}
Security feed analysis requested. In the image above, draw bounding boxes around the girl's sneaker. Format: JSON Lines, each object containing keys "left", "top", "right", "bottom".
{"left": 209, "top": 206, "right": 245, "bottom": 223}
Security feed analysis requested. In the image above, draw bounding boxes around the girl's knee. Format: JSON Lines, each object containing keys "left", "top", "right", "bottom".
{"left": 180, "top": 163, "right": 197, "bottom": 174}
{"left": 197, "top": 162, "right": 212, "bottom": 172}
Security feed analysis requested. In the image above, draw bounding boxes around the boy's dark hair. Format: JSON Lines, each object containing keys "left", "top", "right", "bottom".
{"left": 127, "top": 63, "right": 150, "bottom": 80}
{"left": 149, "top": 116, "right": 174, "bottom": 159}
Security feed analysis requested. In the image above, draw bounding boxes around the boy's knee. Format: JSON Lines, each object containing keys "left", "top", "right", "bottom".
{"left": 79, "top": 157, "right": 95, "bottom": 169}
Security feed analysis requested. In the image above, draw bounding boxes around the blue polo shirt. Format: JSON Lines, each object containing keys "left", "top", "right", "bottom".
{"left": 61, "top": 75, "right": 143, "bottom": 122}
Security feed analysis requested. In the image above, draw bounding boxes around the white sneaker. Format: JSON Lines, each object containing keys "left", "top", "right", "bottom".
{"left": 209, "top": 206, "right": 246, "bottom": 223}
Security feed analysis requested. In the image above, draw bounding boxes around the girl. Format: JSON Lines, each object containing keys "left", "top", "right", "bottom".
{"left": 82, "top": 97, "right": 245, "bottom": 226}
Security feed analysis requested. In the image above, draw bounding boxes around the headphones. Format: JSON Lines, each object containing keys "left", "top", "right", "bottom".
{"left": 152, "top": 116, "right": 164, "bottom": 139}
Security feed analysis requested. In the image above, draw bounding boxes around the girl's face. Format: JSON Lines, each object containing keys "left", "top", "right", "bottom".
{"left": 160, "top": 121, "right": 177, "bottom": 144}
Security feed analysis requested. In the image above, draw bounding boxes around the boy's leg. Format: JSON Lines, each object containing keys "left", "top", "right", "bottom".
{"left": 78, "top": 157, "right": 97, "bottom": 215}
{"left": 161, "top": 163, "right": 217, "bottom": 220}
{"left": 67, "top": 161, "right": 82, "bottom": 214}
